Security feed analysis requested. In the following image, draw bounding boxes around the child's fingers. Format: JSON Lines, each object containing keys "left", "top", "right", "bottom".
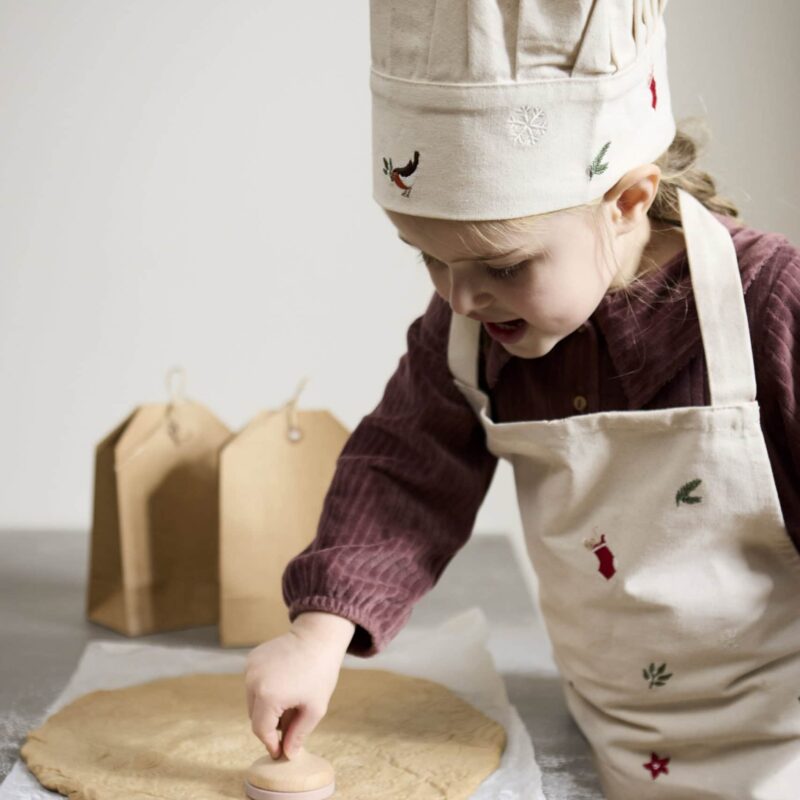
{"left": 278, "top": 706, "right": 298, "bottom": 732}
{"left": 281, "top": 704, "right": 326, "bottom": 760}
{"left": 276, "top": 706, "right": 297, "bottom": 756}
{"left": 251, "top": 701, "right": 283, "bottom": 759}
{"left": 263, "top": 729, "right": 282, "bottom": 760}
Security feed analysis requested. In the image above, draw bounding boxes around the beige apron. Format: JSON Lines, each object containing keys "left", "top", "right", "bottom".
{"left": 448, "top": 188, "right": 800, "bottom": 799}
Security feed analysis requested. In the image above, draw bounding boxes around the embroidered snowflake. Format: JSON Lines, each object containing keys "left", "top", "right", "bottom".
{"left": 508, "top": 105, "right": 547, "bottom": 146}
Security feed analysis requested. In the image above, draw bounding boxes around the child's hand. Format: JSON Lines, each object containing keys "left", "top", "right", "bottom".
{"left": 244, "top": 612, "right": 355, "bottom": 760}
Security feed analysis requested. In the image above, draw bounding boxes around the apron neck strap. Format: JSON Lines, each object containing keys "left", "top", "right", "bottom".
{"left": 678, "top": 187, "right": 757, "bottom": 406}
{"left": 448, "top": 312, "right": 481, "bottom": 389}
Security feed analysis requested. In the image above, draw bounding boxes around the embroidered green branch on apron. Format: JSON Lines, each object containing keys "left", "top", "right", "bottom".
{"left": 675, "top": 478, "right": 702, "bottom": 506}
{"left": 643, "top": 662, "right": 672, "bottom": 689}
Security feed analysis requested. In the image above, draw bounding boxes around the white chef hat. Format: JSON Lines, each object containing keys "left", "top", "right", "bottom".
{"left": 370, "top": 0, "right": 676, "bottom": 221}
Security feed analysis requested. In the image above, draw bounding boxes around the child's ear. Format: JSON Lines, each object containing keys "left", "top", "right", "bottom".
{"left": 603, "top": 164, "right": 661, "bottom": 234}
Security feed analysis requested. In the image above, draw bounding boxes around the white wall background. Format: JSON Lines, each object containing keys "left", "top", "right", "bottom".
{"left": 1, "top": 0, "right": 798, "bottom": 538}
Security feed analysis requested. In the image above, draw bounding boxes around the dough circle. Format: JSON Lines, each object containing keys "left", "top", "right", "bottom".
{"left": 21, "top": 667, "right": 507, "bottom": 799}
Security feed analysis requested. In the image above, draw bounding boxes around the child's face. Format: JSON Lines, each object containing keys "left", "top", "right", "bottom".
{"left": 387, "top": 203, "right": 631, "bottom": 359}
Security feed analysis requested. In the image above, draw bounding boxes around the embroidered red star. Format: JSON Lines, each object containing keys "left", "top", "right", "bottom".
{"left": 643, "top": 752, "right": 670, "bottom": 779}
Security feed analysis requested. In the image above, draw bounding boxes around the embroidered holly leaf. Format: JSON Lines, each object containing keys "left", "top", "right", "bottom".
{"left": 675, "top": 478, "right": 703, "bottom": 506}
{"left": 587, "top": 141, "right": 611, "bottom": 180}
{"left": 644, "top": 662, "right": 673, "bottom": 689}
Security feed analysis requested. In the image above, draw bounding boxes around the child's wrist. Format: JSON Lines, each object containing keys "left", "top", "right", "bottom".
{"left": 291, "top": 610, "right": 356, "bottom": 654}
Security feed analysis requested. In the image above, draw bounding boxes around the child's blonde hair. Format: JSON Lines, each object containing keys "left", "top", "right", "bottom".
{"left": 399, "top": 117, "right": 740, "bottom": 296}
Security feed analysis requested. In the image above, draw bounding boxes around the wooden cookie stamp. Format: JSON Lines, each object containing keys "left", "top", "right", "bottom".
{"left": 244, "top": 747, "right": 335, "bottom": 799}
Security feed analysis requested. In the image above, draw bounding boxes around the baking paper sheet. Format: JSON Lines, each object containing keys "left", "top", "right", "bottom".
{"left": 1, "top": 606, "right": 545, "bottom": 799}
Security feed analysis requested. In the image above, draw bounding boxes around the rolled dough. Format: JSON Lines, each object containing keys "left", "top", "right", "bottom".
{"left": 21, "top": 667, "right": 507, "bottom": 799}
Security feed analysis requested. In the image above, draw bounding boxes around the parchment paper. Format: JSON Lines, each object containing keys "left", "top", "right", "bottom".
{"left": 0, "top": 606, "right": 545, "bottom": 799}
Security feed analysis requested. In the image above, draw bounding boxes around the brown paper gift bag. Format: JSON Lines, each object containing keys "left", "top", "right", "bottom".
{"left": 219, "top": 378, "right": 350, "bottom": 647}
{"left": 87, "top": 367, "right": 232, "bottom": 636}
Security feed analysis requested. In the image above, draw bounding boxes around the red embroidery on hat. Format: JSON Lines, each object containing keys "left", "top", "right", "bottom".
{"left": 383, "top": 151, "right": 420, "bottom": 197}
{"left": 643, "top": 752, "right": 670, "bottom": 779}
{"left": 583, "top": 527, "right": 616, "bottom": 579}
{"left": 649, "top": 70, "right": 658, "bottom": 109}
{"left": 587, "top": 142, "right": 610, "bottom": 181}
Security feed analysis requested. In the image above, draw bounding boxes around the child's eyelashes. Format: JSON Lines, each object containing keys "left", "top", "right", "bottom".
{"left": 416, "top": 251, "right": 527, "bottom": 281}
{"left": 489, "top": 263, "right": 526, "bottom": 280}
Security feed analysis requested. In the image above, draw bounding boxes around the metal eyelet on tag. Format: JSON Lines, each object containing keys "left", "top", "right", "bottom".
{"left": 287, "top": 426, "right": 303, "bottom": 443}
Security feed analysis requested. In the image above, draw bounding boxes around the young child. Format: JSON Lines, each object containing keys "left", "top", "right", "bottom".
{"left": 245, "top": 2, "right": 800, "bottom": 796}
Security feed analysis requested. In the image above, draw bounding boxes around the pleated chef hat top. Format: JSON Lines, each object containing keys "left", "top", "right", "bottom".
{"left": 370, "top": 0, "right": 676, "bottom": 221}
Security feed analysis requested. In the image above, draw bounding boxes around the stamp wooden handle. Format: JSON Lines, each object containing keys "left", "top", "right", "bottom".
{"left": 245, "top": 747, "right": 336, "bottom": 799}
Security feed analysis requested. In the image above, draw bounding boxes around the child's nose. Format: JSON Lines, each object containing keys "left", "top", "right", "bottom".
{"left": 448, "top": 273, "right": 493, "bottom": 317}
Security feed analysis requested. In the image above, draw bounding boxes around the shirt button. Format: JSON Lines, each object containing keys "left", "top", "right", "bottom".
{"left": 573, "top": 395, "right": 588, "bottom": 412}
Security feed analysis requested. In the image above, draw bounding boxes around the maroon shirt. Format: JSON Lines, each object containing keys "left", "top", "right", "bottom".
{"left": 282, "top": 211, "right": 800, "bottom": 657}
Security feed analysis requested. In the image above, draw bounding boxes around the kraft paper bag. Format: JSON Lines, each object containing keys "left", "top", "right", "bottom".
{"left": 219, "top": 379, "right": 350, "bottom": 647}
{"left": 87, "top": 368, "right": 232, "bottom": 636}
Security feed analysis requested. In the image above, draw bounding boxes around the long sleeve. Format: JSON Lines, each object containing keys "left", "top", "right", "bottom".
{"left": 751, "top": 239, "right": 800, "bottom": 553}
{"left": 282, "top": 291, "right": 499, "bottom": 657}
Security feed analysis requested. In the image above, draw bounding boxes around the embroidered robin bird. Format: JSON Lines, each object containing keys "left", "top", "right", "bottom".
{"left": 388, "top": 150, "right": 420, "bottom": 197}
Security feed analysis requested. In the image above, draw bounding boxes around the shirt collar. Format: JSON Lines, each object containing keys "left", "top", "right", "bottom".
{"left": 483, "top": 212, "right": 773, "bottom": 408}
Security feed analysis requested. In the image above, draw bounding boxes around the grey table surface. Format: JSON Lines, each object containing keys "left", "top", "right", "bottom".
{"left": 0, "top": 529, "right": 603, "bottom": 799}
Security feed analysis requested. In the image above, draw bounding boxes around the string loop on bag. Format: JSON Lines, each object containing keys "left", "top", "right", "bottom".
{"left": 165, "top": 366, "right": 190, "bottom": 445}
{"left": 284, "top": 377, "right": 309, "bottom": 443}
{"left": 115, "top": 366, "right": 192, "bottom": 470}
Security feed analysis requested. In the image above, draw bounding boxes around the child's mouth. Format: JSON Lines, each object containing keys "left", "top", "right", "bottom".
{"left": 484, "top": 319, "right": 527, "bottom": 343}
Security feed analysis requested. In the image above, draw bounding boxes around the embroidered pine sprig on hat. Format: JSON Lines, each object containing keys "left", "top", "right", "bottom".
{"left": 675, "top": 478, "right": 703, "bottom": 506}
{"left": 643, "top": 662, "right": 672, "bottom": 689}
{"left": 587, "top": 141, "right": 611, "bottom": 180}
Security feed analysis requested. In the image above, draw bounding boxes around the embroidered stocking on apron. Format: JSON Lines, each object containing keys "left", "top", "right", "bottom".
{"left": 448, "top": 188, "right": 800, "bottom": 799}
